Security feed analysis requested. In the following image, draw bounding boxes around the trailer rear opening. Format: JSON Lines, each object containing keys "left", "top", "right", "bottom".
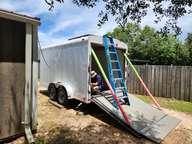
{"left": 91, "top": 43, "right": 126, "bottom": 87}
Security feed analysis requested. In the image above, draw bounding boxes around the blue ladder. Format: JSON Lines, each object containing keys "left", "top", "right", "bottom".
{"left": 103, "top": 35, "right": 130, "bottom": 108}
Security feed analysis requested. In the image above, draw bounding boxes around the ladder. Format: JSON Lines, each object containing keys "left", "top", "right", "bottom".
{"left": 103, "top": 35, "right": 130, "bottom": 107}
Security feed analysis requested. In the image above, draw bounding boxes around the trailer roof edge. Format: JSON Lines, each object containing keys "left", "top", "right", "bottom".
{"left": 44, "top": 35, "right": 128, "bottom": 50}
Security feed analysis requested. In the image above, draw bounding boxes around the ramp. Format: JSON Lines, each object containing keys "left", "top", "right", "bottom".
{"left": 91, "top": 92, "right": 181, "bottom": 143}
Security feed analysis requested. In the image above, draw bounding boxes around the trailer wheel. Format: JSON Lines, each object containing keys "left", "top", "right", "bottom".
{"left": 48, "top": 83, "right": 57, "bottom": 100}
{"left": 57, "top": 86, "right": 68, "bottom": 106}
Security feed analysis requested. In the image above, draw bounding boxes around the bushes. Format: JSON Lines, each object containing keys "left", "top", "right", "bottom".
{"left": 108, "top": 23, "right": 191, "bottom": 66}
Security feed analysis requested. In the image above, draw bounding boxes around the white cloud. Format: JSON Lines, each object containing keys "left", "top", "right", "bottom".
{"left": 38, "top": 31, "right": 67, "bottom": 48}
{"left": 0, "top": 0, "right": 16, "bottom": 10}
{"left": 37, "top": 1, "right": 114, "bottom": 46}
{"left": 1, "top": 0, "right": 192, "bottom": 46}
{"left": 48, "top": 19, "right": 82, "bottom": 35}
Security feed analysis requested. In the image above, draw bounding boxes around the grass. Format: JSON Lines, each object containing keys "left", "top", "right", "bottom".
{"left": 136, "top": 95, "right": 192, "bottom": 114}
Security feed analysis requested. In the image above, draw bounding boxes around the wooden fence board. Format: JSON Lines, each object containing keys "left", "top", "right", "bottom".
{"left": 136, "top": 66, "right": 140, "bottom": 94}
{"left": 159, "top": 66, "right": 163, "bottom": 97}
{"left": 154, "top": 66, "right": 158, "bottom": 97}
{"left": 190, "top": 68, "right": 192, "bottom": 102}
{"left": 143, "top": 65, "right": 147, "bottom": 96}
{"left": 170, "top": 66, "right": 176, "bottom": 99}
{"left": 176, "top": 67, "right": 181, "bottom": 100}
{"left": 180, "top": 66, "right": 185, "bottom": 100}
{"left": 166, "top": 66, "right": 171, "bottom": 98}
{"left": 185, "top": 67, "right": 190, "bottom": 101}
{"left": 151, "top": 66, "right": 154, "bottom": 96}
{"left": 156, "top": 66, "right": 160, "bottom": 97}
{"left": 162, "top": 66, "right": 167, "bottom": 98}
{"left": 127, "top": 65, "right": 192, "bottom": 102}
{"left": 140, "top": 66, "right": 144, "bottom": 94}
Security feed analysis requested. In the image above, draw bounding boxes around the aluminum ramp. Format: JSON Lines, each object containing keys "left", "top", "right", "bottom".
{"left": 91, "top": 92, "right": 181, "bottom": 143}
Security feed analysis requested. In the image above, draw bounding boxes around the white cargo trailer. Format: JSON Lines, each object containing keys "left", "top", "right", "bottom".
{"left": 40, "top": 35, "right": 127, "bottom": 104}
{"left": 40, "top": 35, "right": 180, "bottom": 143}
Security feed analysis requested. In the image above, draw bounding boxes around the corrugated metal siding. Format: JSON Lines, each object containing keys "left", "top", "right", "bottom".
{"left": 0, "top": 18, "right": 25, "bottom": 139}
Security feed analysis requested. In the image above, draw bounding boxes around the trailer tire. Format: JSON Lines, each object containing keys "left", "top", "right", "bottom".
{"left": 57, "top": 86, "right": 68, "bottom": 106}
{"left": 48, "top": 83, "right": 57, "bottom": 100}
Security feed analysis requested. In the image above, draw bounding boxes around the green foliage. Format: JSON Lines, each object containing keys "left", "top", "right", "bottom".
{"left": 185, "top": 33, "right": 192, "bottom": 63}
{"left": 109, "top": 23, "right": 191, "bottom": 65}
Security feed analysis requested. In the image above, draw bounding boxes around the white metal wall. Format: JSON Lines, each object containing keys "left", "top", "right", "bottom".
{"left": 40, "top": 41, "right": 89, "bottom": 103}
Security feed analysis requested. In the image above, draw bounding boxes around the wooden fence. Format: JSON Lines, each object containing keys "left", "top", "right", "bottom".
{"left": 126, "top": 65, "right": 192, "bottom": 102}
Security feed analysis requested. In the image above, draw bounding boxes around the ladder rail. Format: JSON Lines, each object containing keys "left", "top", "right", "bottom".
{"left": 103, "top": 36, "right": 118, "bottom": 107}
{"left": 103, "top": 35, "right": 130, "bottom": 106}
{"left": 103, "top": 36, "right": 115, "bottom": 87}
{"left": 109, "top": 37, "right": 128, "bottom": 95}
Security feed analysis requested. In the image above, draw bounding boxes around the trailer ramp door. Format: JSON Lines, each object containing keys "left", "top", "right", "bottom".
{"left": 91, "top": 92, "right": 180, "bottom": 143}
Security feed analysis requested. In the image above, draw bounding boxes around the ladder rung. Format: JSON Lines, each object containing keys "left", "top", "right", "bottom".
{"left": 114, "top": 78, "right": 123, "bottom": 81}
{"left": 116, "top": 90, "right": 124, "bottom": 94}
{"left": 114, "top": 77, "right": 123, "bottom": 79}
{"left": 111, "top": 60, "right": 118, "bottom": 63}
{"left": 114, "top": 76, "right": 123, "bottom": 78}
{"left": 112, "top": 69, "right": 121, "bottom": 72}
{"left": 116, "top": 87, "right": 125, "bottom": 90}
{"left": 108, "top": 42, "right": 114, "bottom": 46}
{"left": 109, "top": 51, "right": 116, "bottom": 54}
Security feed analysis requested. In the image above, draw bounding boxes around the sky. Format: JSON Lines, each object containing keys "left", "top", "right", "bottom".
{"left": 1, "top": 0, "right": 192, "bottom": 47}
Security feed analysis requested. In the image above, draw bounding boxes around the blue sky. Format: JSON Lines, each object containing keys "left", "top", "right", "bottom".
{"left": 1, "top": 0, "right": 192, "bottom": 47}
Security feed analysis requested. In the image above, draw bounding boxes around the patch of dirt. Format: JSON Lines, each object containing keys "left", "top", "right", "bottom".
{"left": 34, "top": 92, "right": 151, "bottom": 144}
{"left": 8, "top": 92, "right": 192, "bottom": 144}
{"left": 162, "top": 108, "right": 192, "bottom": 144}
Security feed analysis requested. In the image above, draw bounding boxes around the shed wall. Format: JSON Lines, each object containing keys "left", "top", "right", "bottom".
{"left": 0, "top": 18, "right": 25, "bottom": 139}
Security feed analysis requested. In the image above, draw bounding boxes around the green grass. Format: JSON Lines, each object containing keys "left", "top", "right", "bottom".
{"left": 137, "top": 95, "right": 192, "bottom": 114}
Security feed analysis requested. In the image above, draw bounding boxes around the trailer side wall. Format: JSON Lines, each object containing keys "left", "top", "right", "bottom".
{"left": 40, "top": 40, "right": 89, "bottom": 102}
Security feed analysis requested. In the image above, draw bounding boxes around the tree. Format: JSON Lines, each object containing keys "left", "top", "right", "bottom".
{"left": 45, "top": 0, "right": 192, "bottom": 35}
{"left": 175, "top": 42, "right": 189, "bottom": 65}
{"left": 185, "top": 33, "right": 192, "bottom": 63}
{"left": 109, "top": 23, "right": 190, "bottom": 65}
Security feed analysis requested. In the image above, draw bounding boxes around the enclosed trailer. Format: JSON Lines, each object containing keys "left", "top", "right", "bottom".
{"left": 40, "top": 35, "right": 127, "bottom": 103}
{"left": 40, "top": 35, "right": 180, "bottom": 143}
{"left": 0, "top": 9, "right": 40, "bottom": 143}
